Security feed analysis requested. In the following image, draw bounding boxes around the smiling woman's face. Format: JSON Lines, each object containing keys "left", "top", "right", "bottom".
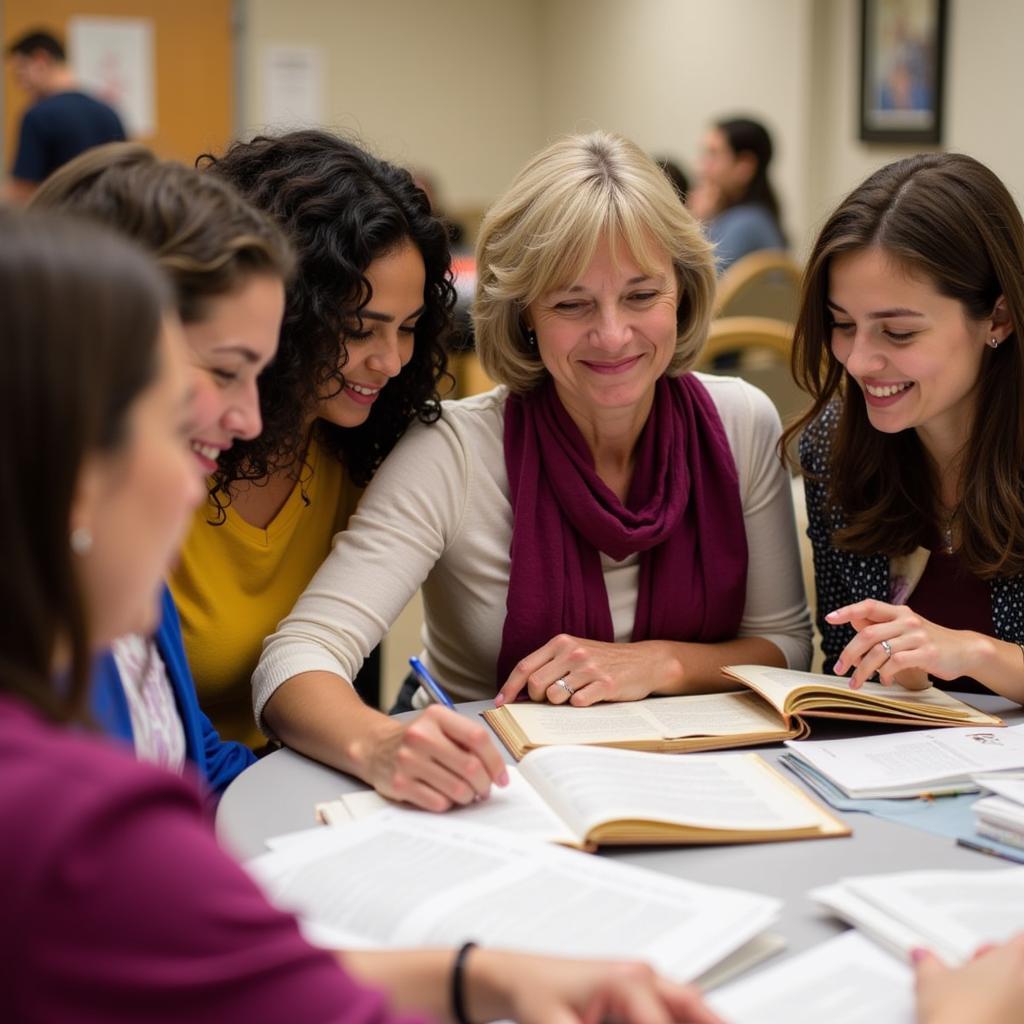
{"left": 311, "top": 239, "right": 426, "bottom": 430}
{"left": 526, "top": 232, "right": 678, "bottom": 423}
{"left": 828, "top": 246, "right": 1006, "bottom": 449}
{"left": 182, "top": 273, "right": 285, "bottom": 474}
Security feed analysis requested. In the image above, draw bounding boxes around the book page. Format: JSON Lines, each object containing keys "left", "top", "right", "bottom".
{"left": 519, "top": 747, "right": 827, "bottom": 834}
{"left": 811, "top": 883, "right": 931, "bottom": 960}
{"left": 247, "top": 812, "right": 780, "bottom": 984}
{"left": 975, "top": 776, "right": 1024, "bottom": 805}
{"left": 845, "top": 867, "right": 1024, "bottom": 961}
{"left": 724, "top": 665, "right": 993, "bottom": 720}
{"left": 499, "top": 689, "right": 786, "bottom": 745}
{"left": 709, "top": 931, "right": 914, "bottom": 1024}
{"left": 497, "top": 701, "right": 662, "bottom": 745}
{"left": 786, "top": 724, "right": 1024, "bottom": 797}
{"left": 634, "top": 690, "right": 789, "bottom": 737}
{"left": 323, "top": 768, "right": 583, "bottom": 847}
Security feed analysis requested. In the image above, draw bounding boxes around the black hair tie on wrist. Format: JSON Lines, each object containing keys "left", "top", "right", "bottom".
{"left": 451, "top": 941, "right": 478, "bottom": 1024}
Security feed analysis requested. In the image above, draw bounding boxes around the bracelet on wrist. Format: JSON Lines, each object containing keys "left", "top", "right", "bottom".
{"left": 451, "top": 940, "right": 478, "bottom": 1024}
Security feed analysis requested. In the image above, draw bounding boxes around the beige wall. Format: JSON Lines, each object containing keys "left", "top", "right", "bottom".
{"left": 538, "top": 0, "right": 815, "bottom": 255}
{"left": 243, "top": 0, "right": 545, "bottom": 211}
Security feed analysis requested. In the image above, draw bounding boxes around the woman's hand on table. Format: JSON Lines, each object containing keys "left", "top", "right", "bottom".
{"left": 826, "top": 600, "right": 965, "bottom": 690}
{"left": 914, "top": 937, "right": 1024, "bottom": 1024}
{"left": 496, "top": 635, "right": 682, "bottom": 707}
{"left": 469, "top": 949, "right": 725, "bottom": 1024}
{"left": 360, "top": 705, "right": 508, "bottom": 812}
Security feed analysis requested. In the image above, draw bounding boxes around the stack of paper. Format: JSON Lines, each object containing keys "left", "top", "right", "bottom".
{"left": 972, "top": 776, "right": 1024, "bottom": 848}
{"left": 812, "top": 866, "right": 1024, "bottom": 962}
{"left": 247, "top": 810, "right": 782, "bottom": 986}
{"left": 783, "top": 723, "right": 1024, "bottom": 799}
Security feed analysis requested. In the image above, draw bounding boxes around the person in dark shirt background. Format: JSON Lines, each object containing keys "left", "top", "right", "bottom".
{"left": 5, "top": 28, "right": 126, "bottom": 202}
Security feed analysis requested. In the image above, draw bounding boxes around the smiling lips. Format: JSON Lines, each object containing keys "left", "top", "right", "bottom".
{"left": 581, "top": 355, "right": 643, "bottom": 375}
{"left": 344, "top": 381, "right": 383, "bottom": 405}
{"left": 190, "top": 440, "right": 223, "bottom": 473}
{"left": 863, "top": 379, "right": 915, "bottom": 406}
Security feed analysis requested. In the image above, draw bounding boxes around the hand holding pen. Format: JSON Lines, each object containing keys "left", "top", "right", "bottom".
{"left": 358, "top": 657, "right": 509, "bottom": 812}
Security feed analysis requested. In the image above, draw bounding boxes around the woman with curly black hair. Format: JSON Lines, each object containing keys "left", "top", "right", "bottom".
{"left": 169, "top": 130, "right": 457, "bottom": 748}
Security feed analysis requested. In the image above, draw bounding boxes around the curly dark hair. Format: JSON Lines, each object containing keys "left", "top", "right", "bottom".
{"left": 200, "top": 130, "right": 455, "bottom": 491}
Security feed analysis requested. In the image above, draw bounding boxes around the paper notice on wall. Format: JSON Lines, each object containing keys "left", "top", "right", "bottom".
{"left": 262, "top": 46, "right": 325, "bottom": 129}
{"left": 69, "top": 16, "right": 156, "bottom": 138}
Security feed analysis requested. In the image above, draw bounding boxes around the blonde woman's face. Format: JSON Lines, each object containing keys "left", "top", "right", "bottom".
{"left": 526, "top": 233, "right": 678, "bottom": 422}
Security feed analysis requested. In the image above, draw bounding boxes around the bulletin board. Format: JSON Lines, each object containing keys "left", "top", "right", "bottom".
{"left": 3, "top": 0, "right": 234, "bottom": 168}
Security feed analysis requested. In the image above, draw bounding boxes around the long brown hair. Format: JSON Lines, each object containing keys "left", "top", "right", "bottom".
{"left": 0, "top": 211, "right": 171, "bottom": 721}
{"left": 783, "top": 153, "right": 1024, "bottom": 579}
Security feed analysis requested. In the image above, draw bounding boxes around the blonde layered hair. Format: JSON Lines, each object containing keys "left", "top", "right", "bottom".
{"left": 473, "top": 131, "right": 716, "bottom": 393}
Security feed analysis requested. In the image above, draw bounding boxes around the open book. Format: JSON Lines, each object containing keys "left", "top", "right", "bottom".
{"left": 248, "top": 811, "right": 782, "bottom": 987}
{"left": 812, "top": 866, "right": 1024, "bottom": 963}
{"left": 483, "top": 665, "right": 1003, "bottom": 760}
{"left": 316, "top": 746, "right": 848, "bottom": 848}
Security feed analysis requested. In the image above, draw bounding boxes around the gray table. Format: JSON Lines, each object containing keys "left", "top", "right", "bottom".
{"left": 218, "top": 694, "right": 1023, "bottom": 961}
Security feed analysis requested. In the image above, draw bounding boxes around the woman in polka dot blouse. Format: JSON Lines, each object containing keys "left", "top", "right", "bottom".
{"left": 783, "top": 153, "right": 1024, "bottom": 703}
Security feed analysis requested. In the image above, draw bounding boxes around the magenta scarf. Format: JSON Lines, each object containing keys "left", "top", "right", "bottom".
{"left": 496, "top": 374, "right": 748, "bottom": 687}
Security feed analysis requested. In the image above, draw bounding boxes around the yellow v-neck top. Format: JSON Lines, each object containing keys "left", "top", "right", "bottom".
{"left": 169, "top": 438, "right": 361, "bottom": 747}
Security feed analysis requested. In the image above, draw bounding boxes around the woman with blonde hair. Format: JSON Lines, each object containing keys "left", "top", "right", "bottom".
{"left": 253, "top": 131, "right": 811, "bottom": 811}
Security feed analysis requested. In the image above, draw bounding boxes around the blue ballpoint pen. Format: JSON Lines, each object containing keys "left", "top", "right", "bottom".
{"left": 408, "top": 656, "right": 456, "bottom": 709}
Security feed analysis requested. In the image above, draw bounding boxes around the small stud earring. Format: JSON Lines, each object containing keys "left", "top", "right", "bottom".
{"left": 70, "top": 526, "right": 93, "bottom": 556}
{"left": 525, "top": 328, "right": 537, "bottom": 350}
{"left": 988, "top": 336, "right": 1001, "bottom": 349}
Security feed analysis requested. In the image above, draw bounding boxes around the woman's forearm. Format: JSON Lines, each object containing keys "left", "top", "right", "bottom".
{"left": 651, "top": 636, "right": 787, "bottom": 695}
{"left": 962, "top": 634, "right": 1024, "bottom": 704}
{"left": 262, "top": 671, "right": 403, "bottom": 780}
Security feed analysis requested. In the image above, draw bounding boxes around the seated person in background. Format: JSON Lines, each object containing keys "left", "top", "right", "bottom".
{"left": 688, "top": 116, "right": 785, "bottom": 273}
{"left": 166, "top": 131, "right": 457, "bottom": 747}
{"left": 5, "top": 28, "right": 125, "bottom": 202}
{"left": 31, "top": 143, "right": 294, "bottom": 796}
{"left": 0, "top": 207, "right": 723, "bottom": 1024}
{"left": 254, "top": 130, "right": 812, "bottom": 811}
{"left": 786, "top": 153, "right": 1024, "bottom": 703}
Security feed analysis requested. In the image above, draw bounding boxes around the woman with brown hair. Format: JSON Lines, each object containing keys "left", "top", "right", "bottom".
{"left": 787, "top": 152, "right": 1024, "bottom": 700}
{"left": 31, "top": 142, "right": 295, "bottom": 794}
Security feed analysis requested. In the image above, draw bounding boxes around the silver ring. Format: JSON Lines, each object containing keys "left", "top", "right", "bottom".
{"left": 555, "top": 677, "right": 575, "bottom": 697}
{"left": 880, "top": 639, "right": 893, "bottom": 659}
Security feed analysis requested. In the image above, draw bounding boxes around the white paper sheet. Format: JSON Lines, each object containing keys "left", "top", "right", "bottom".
{"left": 710, "top": 931, "right": 914, "bottom": 1024}
{"left": 786, "top": 724, "right": 1024, "bottom": 798}
{"left": 248, "top": 811, "right": 779, "bottom": 984}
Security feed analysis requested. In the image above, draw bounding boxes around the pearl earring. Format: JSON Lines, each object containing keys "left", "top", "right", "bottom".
{"left": 525, "top": 328, "right": 537, "bottom": 350}
{"left": 70, "top": 527, "right": 93, "bottom": 556}
{"left": 988, "top": 336, "right": 1001, "bottom": 349}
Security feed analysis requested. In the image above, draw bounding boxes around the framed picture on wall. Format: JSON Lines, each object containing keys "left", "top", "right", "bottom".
{"left": 859, "top": 0, "right": 948, "bottom": 144}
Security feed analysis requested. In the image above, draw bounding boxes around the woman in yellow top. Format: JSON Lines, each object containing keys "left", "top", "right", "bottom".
{"left": 170, "top": 131, "right": 457, "bottom": 746}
